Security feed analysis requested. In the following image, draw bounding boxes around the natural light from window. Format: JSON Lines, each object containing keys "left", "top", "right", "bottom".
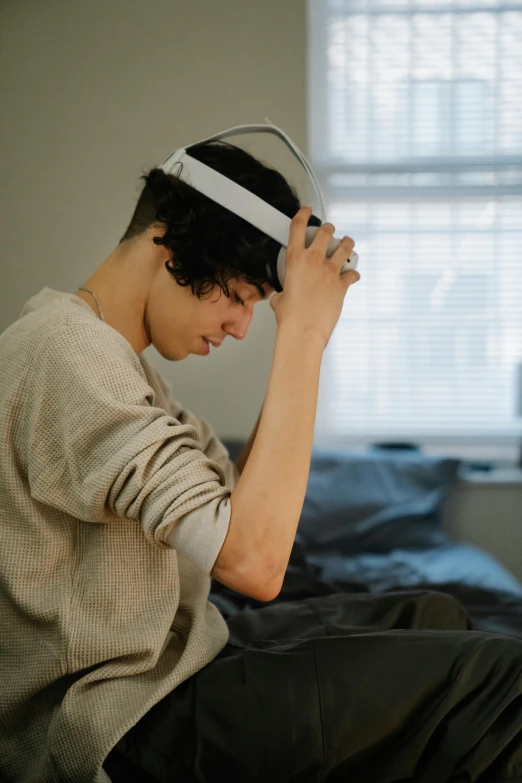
{"left": 308, "top": 0, "right": 522, "bottom": 452}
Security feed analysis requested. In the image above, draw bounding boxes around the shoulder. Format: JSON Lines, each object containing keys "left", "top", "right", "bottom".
{"left": 60, "top": 296, "right": 143, "bottom": 370}
{"left": 13, "top": 288, "right": 142, "bottom": 376}
{"left": 24, "top": 309, "right": 153, "bottom": 409}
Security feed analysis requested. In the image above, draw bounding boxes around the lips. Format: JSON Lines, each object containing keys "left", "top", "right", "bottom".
{"left": 205, "top": 339, "right": 222, "bottom": 347}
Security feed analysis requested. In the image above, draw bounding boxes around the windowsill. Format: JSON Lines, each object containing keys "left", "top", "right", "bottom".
{"left": 458, "top": 465, "right": 522, "bottom": 486}
{"left": 313, "top": 436, "right": 522, "bottom": 464}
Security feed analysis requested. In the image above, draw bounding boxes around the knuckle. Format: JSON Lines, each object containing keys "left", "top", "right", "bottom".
{"left": 309, "top": 247, "right": 326, "bottom": 262}
{"left": 292, "top": 207, "right": 310, "bottom": 222}
{"left": 321, "top": 222, "right": 336, "bottom": 233}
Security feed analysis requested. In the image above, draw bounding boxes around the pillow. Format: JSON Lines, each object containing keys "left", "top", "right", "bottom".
{"left": 298, "top": 449, "right": 460, "bottom": 554}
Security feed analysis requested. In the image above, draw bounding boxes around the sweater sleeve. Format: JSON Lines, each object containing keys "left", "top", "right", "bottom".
{"left": 22, "top": 322, "right": 233, "bottom": 571}
{"left": 138, "top": 355, "right": 240, "bottom": 491}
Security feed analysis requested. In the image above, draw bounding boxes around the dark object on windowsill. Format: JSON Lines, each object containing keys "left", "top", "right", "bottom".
{"left": 371, "top": 442, "right": 421, "bottom": 452}
{"left": 465, "top": 462, "right": 494, "bottom": 473}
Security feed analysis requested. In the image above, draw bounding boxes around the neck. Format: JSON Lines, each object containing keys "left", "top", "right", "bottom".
{"left": 74, "top": 236, "right": 163, "bottom": 355}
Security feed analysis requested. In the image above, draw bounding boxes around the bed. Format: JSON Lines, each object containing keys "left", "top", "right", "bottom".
{"left": 107, "top": 444, "right": 522, "bottom": 781}
{"left": 212, "top": 444, "right": 522, "bottom": 640}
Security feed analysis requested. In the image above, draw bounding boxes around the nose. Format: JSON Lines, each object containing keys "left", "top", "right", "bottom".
{"left": 224, "top": 307, "right": 253, "bottom": 341}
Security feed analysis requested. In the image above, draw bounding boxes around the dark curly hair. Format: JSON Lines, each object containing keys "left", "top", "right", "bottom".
{"left": 119, "top": 140, "right": 302, "bottom": 299}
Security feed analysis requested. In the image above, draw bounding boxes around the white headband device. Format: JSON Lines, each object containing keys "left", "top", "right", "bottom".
{"left": 159, "top": 117, "right": 358, "bottom": 291}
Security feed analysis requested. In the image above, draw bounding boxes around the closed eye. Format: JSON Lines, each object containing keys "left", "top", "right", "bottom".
{"left": 234, "top": 293, "right": 245, "bottom": 307}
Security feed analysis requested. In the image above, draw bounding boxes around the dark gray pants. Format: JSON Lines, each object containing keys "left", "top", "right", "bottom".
{"left": 107, "top": 591, "right": 522, "bottom": 782}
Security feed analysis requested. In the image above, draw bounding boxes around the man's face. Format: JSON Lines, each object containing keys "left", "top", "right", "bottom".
{"left": 147, "top": 269, "right": 274, "bottom": 361}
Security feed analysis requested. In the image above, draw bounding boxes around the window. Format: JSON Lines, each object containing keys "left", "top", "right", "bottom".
{"left": 308, "top": 0, "right": 522, "bottom": 456}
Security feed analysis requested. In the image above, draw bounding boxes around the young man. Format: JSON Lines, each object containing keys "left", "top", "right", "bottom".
{"left": 1, "top": 140, "right": 522, "bottom": 783}
{"left": 0, "top": 138, "right": 357, "bottom": 782}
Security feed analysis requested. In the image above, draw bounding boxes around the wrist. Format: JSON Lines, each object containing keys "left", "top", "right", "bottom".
{"left": 275, "top": 323, "right": 327, "bottom": 353}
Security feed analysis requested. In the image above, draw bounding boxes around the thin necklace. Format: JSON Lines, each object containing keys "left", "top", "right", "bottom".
{"left": 78, "top": 287, "right": 105, "bottom": 323}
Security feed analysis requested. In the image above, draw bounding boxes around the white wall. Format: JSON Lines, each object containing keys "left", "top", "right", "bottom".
{"left": 443, "top": 472, "right": 522, "bottom": 583}
{"left": 0, "top": 0, "right": 310, "bottom": 439}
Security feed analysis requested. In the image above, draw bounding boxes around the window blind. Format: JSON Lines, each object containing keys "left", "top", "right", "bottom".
{"left": 308, "top": 0, "right": 522, "bottom": 448}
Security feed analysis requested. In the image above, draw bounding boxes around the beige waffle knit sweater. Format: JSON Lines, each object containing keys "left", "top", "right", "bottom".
{"left": 0, "top": 288, "right": 240, "bottom": 783}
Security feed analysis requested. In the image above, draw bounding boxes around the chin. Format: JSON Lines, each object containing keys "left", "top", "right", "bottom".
{"left": 152, "top": 341, "right": 186, "bottom": 362}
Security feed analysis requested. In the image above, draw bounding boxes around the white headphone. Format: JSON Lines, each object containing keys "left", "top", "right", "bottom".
{"left": 159, "top": 117, "right": 358, "bottom": 292}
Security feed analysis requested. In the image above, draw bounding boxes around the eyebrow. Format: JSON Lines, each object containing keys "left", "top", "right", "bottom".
{"left": 237, "top": 281, "right": 268, "bottom": 301}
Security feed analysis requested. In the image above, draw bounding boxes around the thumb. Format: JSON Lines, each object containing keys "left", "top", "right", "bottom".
{"left": 269, "top": 292, "right": 282, "bottom": 312}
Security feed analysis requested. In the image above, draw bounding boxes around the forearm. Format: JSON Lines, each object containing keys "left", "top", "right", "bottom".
{"left": 235, "top": 408, "right": 263, "bottom": 476}
{"left": 222, "top": 325, "right": 324, "bottom": 598}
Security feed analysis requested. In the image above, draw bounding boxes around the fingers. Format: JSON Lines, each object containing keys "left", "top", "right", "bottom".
{"left": 287, "top": 208, "right": 359, "bottom": 284}
{"left": 330, "top": 235, "right": 356, "bottom": 270}
{"left": 287, "top": 206, "right": 313, "bottom": 260}
{"left": 308, "top": 222, "right": 337, "bottom": 258}
{"left": 342, "top": 269, "right": 361, "bottom": 288}
{"left": 288, "top": 209, "right": 336, "bottom": 260}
